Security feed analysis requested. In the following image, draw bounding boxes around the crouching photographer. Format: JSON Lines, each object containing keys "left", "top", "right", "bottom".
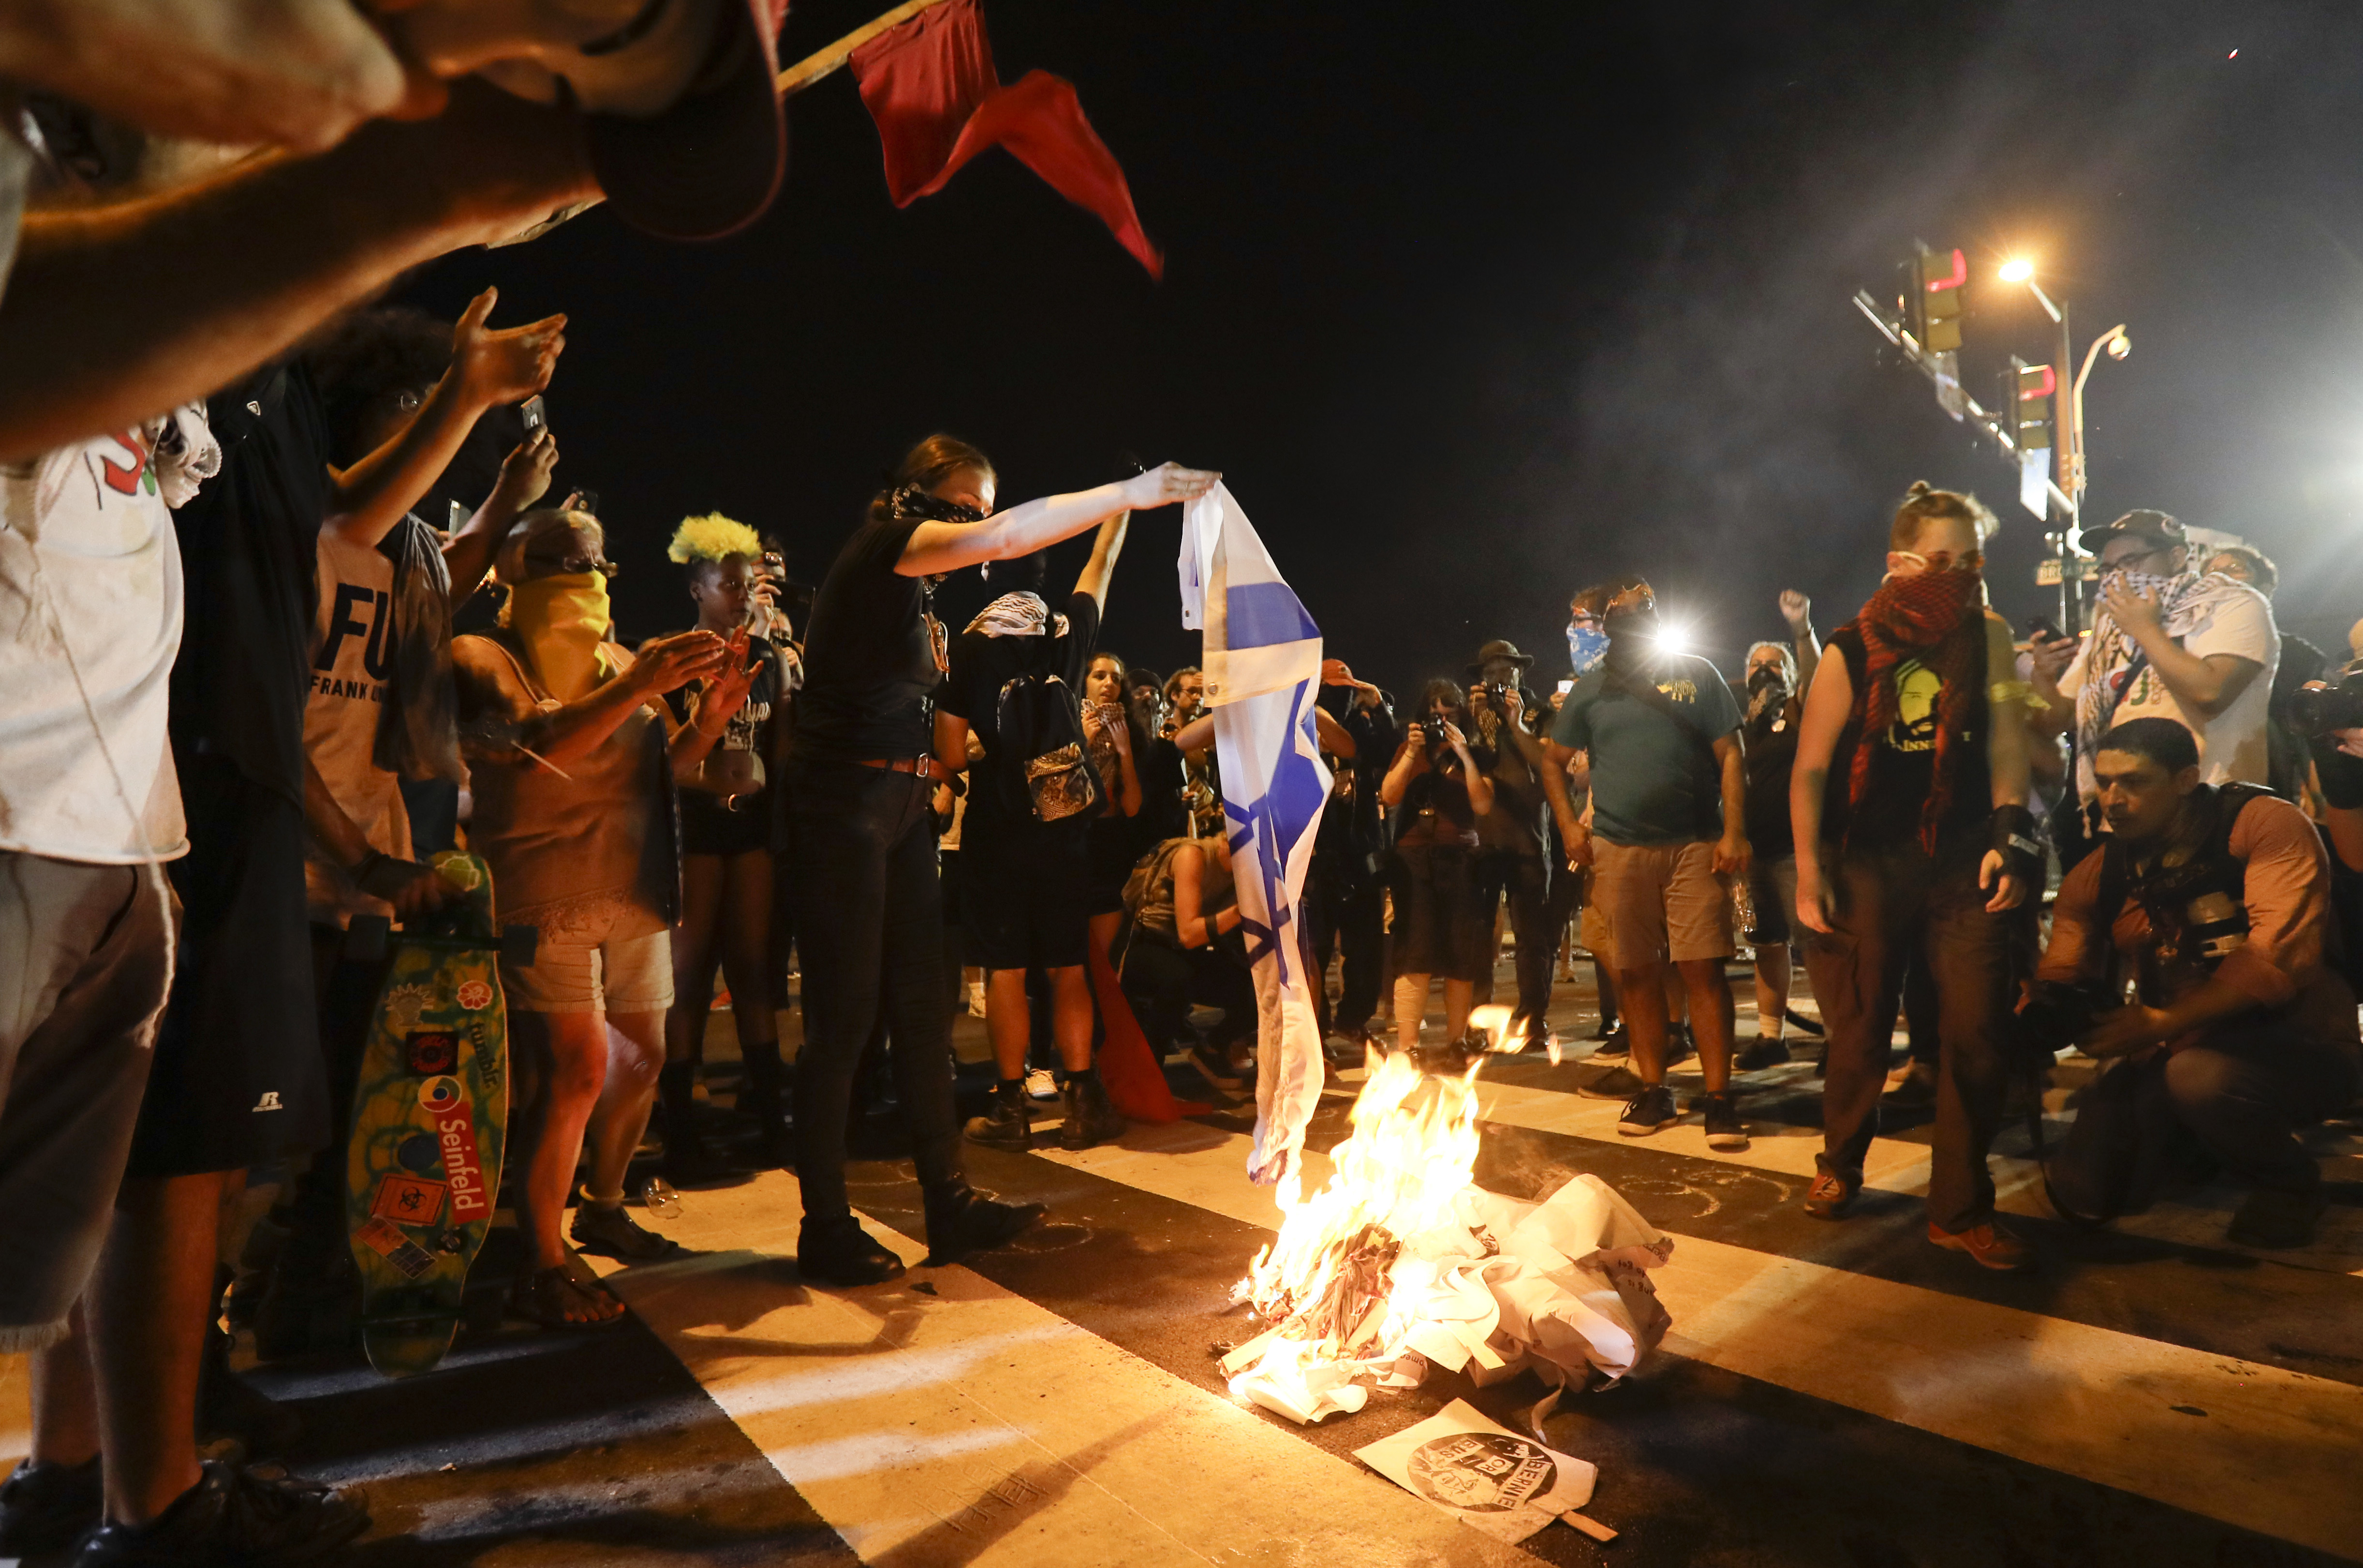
{"left": 1120, "top": 835, "right": 1259, "bottom": 1090}
{"left": 2030, "top": 718, "right": 2358, "bottom": 1249}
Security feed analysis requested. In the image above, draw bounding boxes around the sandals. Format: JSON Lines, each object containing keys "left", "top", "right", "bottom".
{"left": 509, "top": 1266, "right": 625, "bottom": 1329}
{"left": 569, "top": 1200, "right": 687, "bottom": 1263}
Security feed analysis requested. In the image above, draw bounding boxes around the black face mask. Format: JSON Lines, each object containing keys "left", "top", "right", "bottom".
{"left": 1747, "top": 665, "right": 1787, "bottom": 695}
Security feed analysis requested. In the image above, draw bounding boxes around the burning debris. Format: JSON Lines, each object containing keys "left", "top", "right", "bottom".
{"left": 1221, "top": 1050, "right": 1673, "bottom": 1425}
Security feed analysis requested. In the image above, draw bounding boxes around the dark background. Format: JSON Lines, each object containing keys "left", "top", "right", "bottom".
{"left": 400, "top": 0, "right": 2363, "bottom": 694}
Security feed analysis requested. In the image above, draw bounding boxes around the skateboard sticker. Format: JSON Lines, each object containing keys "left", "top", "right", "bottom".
{"left": 405, "top": 1030, "right": 458, "bottom": 1076}
{"left": 437, "top": 1111, "right": 491, "bottom": 1219}
{"left": 356, "top": 1216, "right": 437, "bottom": 1279}
{"left": 418, "top": 1075, "right": 465, "bottom": 1114}
{"left": 397, "top": 1132, "right": 441, "bottom": 1175}
{"left": 370, "top": 1172, "right": 447, "bottom": 1227}
{"left": 457, "top": 980, "right": 493, "bottom": 1011}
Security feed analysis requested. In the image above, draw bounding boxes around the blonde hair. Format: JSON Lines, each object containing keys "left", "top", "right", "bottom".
{"left": 667, "top": 512, "right": 761, "bottom": 565}
{"left": 1890, "top": 480, "right": 1997, "bottom": 551}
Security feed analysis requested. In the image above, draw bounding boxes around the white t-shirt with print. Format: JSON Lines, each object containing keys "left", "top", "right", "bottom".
{"left": 304, "top": 528, "right": 412, "bottom": 923}
{"left": 2062, "top": 580, "right": 2279, "bottom": 800}
{"left": 0, "top": 429, "right": 188, "bottom": 863}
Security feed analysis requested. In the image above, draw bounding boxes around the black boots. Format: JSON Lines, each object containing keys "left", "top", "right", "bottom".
{"left": 797, "top": 1216, "right": 906, "bottom": 1286}
{"left": 923, "top": 1180, "right": 1046, "bottom": 1266}
{"left": 1059, "top": 1072, "right": 1125, "bottom": 1151}
{"left": 965, "top": 1081, "right": 1033, "bottom": 1151}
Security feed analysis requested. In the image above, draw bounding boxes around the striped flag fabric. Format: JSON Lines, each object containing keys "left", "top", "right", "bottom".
{"left": 1177, "top": 484, "right": 1330, "bottom": 1186}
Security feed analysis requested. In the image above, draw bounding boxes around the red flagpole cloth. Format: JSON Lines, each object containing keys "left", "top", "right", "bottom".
{"left": 1086, "top": 937, "right": 1208, "bottom": 1124}
{"left": 849, "top": 0, "right": 1164, "bottom": 278}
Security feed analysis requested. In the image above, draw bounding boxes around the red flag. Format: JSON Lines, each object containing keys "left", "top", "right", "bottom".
{"left": 851, "top": 0, "right": 1164, "bottom": 278}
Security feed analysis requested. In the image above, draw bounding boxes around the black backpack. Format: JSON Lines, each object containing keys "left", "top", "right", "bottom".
{"left": 994, "top": 664, "right": 1103, "bottom": 823}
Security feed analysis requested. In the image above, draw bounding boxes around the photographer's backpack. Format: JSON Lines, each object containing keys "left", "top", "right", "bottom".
{"left": 995, "top": 661, "right": 1103, "bottom": 824}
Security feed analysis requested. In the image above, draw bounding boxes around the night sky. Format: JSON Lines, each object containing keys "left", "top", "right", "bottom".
{"left": 399, "top": 0, "right": 2363, "bottom": 697}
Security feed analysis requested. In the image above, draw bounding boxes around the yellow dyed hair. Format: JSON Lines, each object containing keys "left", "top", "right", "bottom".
{"left": 667, "top": 513, "right": 762, "bottom": 565}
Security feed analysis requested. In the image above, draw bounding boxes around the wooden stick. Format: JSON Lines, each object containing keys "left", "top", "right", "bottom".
{"left": 496, "top": 0, "right": 953, "bottom": 248}
{"left": 775, "top": 0, "right": 957, "bottom": 97}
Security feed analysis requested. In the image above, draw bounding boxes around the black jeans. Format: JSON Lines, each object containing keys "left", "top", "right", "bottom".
{"left": 1474, "top": 849, "right": 1553, "bottom": 1028}
{"left": 2050, "top": 1026, "right": 2356, "bottom": 1217}
{"left": 786, "top": 761, "right": 961, "bottom": 1227}
{"left": 1801, "top": 829, "right": 2012, "bottom": 1231}
{"left": 1306, "top": 854, "right": 1385, "bottom": 1036}
{"left": 1122, "top": 928, "right": 1256, "bottom": 1049}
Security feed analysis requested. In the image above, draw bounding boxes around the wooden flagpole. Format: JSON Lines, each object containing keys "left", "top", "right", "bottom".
{"left": 775, "top": 0, "right": 957, "bottom": 97}
{"left": 495, "top": 0, "right": 958, "bottom": 246}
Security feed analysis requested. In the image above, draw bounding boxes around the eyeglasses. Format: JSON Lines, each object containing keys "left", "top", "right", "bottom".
{"left": 2101, "top": 545, "right": 2169, "bottom": 572}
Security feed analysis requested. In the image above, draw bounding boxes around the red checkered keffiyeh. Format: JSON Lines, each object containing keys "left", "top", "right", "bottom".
{"left": 1840, "top": 560, "right": 1986, "bottom": 850}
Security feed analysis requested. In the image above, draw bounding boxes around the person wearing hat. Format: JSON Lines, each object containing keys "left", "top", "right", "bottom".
{"left": 1464, "top": 638, "right": 1558, "bottom": 1050}
{"left": 2035, "top": 509, "right": 2279, "bottom": 825}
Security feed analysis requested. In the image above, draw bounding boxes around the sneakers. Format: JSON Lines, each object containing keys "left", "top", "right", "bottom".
{"left": 1022, "top": 1068, "right": 1060, "bottom": 1101}
{"left": 1189, "top": 1041, "right": 1247, "bottom": 1091}
{"left": 1663, "top": 1023, "right": 1695, "bottom": 1070}
{"left": 0, "top": 1456, "right": 101, "bottom": 1557}
{"left": 964, "top": 1088, "right": 1034, "bottom": 1152}
{"left": 1589, "top": 1023, "right": 1630, "bottom": 1061}
{"left": 1803, "top": 1171, "right": 1859, "bottom": 1220}
{"left": 1580, "top": 1063, "right": 1649, "bottom": 1101}
{"left": 2227, "top": 1187, "right": 2326, "bottom": 1249}
{"left": 1928, "top": 1217, "right": 2035, "bottom": 1272}
{"left": 71, "top": 1460, "right": 368, "bottom": 1568}
{"left": 798, "top": 1216, "right": 905, "bottom": 1286}
{"left": 1699, "top": 1091, "right": 1749, "bottom": 1151}
{"left": 922, "top": 1179, "right": 1047, "bottom": 1266}
{"left": 570, "top": 1199, "right": 685, "bottom": 1263}
{"left": 1733, "top": 1035, "right": 1791, "bottom": 1072}
{"left": 1616, "top": 1084, "right": 1678, "bottom": 1136}
{"left": 1059, "top": 1075, "right": 1126, "bottom": 1151}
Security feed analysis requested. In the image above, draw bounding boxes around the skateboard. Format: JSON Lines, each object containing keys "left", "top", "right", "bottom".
{"left": 344, "top": 850, "right": 518, "bottom": 1377}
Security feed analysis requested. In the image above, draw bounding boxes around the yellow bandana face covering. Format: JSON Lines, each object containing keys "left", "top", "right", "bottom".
{"left": 508, "top": 573, "right": 613, "bottom": 702}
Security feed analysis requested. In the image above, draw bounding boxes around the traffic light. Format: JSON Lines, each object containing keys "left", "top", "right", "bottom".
{"left": 2007, "top": 355, "right": 2056, "bottom": 451}
{"left": 1910, "top": 244, "right": 1966, "bottom": 352}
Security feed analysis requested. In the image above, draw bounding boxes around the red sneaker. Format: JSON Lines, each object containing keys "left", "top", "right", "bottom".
{"left": 1803, "top": 1172, "right": 1858, "bottom": 1220}
{"left": 1928, "top": 1217, "right": 2035, "bottom": 1272}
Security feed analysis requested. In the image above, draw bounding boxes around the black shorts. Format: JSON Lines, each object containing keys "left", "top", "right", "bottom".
{"left": 961, "top": 814, "right": 1090, "bottom": 971}
{"left": 1085, "top": 814, "right": 1142, "bottom": 917}
{"left": 681, "top": 788, "right": 772, "bottom": 858}
{"left": 1389, "top": 840, "right": 1488, "bottom": 982}
{"left": 129, "top": 760, "right": 327, "bottom": 1178}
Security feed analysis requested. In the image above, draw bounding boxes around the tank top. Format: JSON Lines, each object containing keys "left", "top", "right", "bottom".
{"left": 459, "top": 631, "right": 679, "bottom": 933}
{"left": 1819, "top": 624, "right": 1992, "bottom": 849}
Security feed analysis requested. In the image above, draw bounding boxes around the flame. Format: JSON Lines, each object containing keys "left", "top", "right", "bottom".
{"left": 1233, "top": 1050, "right": 1484, "bottom": 1386}
{"left": 1467, "top": 1004, "right": 1560, "bottom": 1064}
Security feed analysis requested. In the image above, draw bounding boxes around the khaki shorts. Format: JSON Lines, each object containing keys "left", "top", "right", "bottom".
{"left": 503, "top": 924, "right": 674, "bottom": 1016}
{"left": 1591, "top": 838, "right": 1733, "bottom": 967}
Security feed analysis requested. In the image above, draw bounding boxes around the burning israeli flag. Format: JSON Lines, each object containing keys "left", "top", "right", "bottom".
{"left": 1178, "top": 484, "right": 1330, "bottom": 1186}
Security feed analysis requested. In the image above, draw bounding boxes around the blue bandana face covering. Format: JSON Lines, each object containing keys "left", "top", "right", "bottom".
{"left": 1567, "top": 621, "right": 1609, "bottom": 674}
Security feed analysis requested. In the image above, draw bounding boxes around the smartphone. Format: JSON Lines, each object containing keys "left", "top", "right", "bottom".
{"left": 1556, "top": 678, "right": 1575, "bottom": 695}
{"left": 2026, "top": 615, "right": 2064, "bottom": 643}
{"left": 572, "top": 488, "right": 599, "bottom": 516}
{"left": 520, "top": 395, "right": 547, "bottom": 436}
{"left": 446, "top": 499, "right": 468, "bottom": 534}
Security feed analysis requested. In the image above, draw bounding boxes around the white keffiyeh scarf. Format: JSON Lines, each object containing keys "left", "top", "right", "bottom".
{"left": 963, "top": 591, "right": 1068, "bottom": 639}
{"left": 2074, "top": 568, "right": 2254, "bottom": 771}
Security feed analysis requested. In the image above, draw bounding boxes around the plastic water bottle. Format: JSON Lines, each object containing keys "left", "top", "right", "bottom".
{"left": 640, "top": 1176, "right": 684, "bottom": 1218}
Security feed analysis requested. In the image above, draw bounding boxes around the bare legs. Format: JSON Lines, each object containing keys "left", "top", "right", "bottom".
{"left": 985, "top": 965, "right": 1093, "bottom": 1076}
{"left": 1614, "top": 957, "right": 1735, "bottom": 1092}
{"left": 1391, "top": 974, "right": 1475, "bottom": 1050}
{"left": 1754, "top": 942, "right": 1793, "bottom": 1040}
{"left": 585, "top": 1010, "right": 666, "bottom": 1202}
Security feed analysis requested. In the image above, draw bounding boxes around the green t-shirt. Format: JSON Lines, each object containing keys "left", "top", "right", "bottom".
{"left": 1550, "top": 652, "right": 1742, "bottom": 846}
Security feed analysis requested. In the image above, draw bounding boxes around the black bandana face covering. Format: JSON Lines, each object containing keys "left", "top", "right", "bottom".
{"left": 1602, "top": 607, "right": 1659, "bottom": 671}
{"left": 887, "top": 484, "right": 985, "bottom": 525}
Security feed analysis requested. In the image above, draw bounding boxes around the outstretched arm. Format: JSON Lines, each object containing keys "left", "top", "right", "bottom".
{"left": 0, "top": 80, "right": 595, "bottom": 463}
{"left": 1072, "top": 510, "right": 1130, "bottom": 609}
{"left": 895, "top": 464, "right": 1217, "bottom": 578}
{"left": 325, "top": 288, "right": 564, "bottom": 550}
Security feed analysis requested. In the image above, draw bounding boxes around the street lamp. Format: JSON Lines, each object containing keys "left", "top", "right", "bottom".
{"left": 1999, "top": 259, "right": 2129, "bottom": 632}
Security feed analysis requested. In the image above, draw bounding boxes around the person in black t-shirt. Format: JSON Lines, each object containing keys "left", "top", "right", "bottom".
{"left": 1308, "top": 660, "right": 1396, "bottom": 1056}
{"left": 1735, "top": 590, "right": 1820, "bottom": 1071}
{"left": 936, "top": 522, "right": 1131, "bottom": 1152}
{"left": 784, "top": 434, "right": 1217, "bottom": 1287}
{"left": 1791, "top": 483, "right": 2038, "bottom": 1271}
{"left": 1380, "top": 680, "right": 1497, "bottom": 1061}
{"left": 654, "top": 517, "right": 798, "bottom": 1181}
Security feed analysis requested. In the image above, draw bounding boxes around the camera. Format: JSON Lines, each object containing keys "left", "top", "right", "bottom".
{"left": 2285, "top": 678, "right": 2363, "bottom": 737}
